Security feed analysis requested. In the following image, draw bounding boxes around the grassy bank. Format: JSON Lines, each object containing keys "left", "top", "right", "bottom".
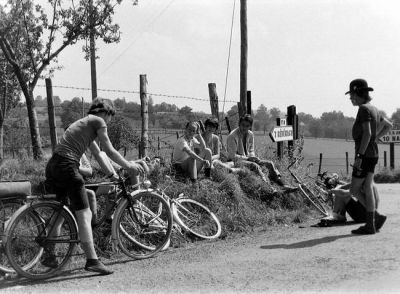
{"left": 0, "top": 157, "right": 314, "bottom": 255}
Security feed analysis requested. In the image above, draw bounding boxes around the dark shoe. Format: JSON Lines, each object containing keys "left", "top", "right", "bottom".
{"left": 281, "top": 185, "right": 298, "bottom": 193}
{"left": 41, "top": 255, "right": 59, "bottom": 269}
{"left": 375, "top": 214, "right": 387, "bottom": 231}
{"left": 85, "top": 260, "right": 113, "bottom": 275}
{"left": 351, "top": 225, "right": 376, "bottom": 235}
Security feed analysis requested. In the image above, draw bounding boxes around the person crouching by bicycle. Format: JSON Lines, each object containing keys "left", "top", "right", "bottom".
{"left": 226, "top": 114, "right": 297, "bottom": 193}
{"left": 45, "top": 97, "right": 145, "bottom": 275}
{"left": 172, "top": 122, "right": 211, "bottom": 183}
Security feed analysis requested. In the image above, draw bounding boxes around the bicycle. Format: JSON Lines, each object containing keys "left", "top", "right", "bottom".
{"left": 0, "top": 181, "right": 31, "bottom": 273}
{"left": 2, "top": 170, "right": 173, "bottom": 280}
{"left": 288, "top": 158, "right": 331, "bottom": 217}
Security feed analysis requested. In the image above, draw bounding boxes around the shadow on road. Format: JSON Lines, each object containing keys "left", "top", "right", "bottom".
{"left": 0, "top": 257, "right": 136, "bottom": 290}
{"left": 260, "top": 234, "right": 355, "bottom": 250}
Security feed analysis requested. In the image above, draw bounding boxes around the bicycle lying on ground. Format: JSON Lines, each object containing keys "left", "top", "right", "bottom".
{"left": 287, "top": 158, "right": 332, "bottom": 217}
{"left": 2, "top": 170, "right": 173, "bottom": 280}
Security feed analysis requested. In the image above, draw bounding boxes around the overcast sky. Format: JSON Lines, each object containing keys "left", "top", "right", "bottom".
{"left": 17, "top": 0, "right": 400, "bottom": 117}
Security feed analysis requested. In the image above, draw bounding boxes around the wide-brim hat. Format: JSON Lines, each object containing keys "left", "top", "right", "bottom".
{"left": 345, "top": 79, "right": 374, "bottom": 95}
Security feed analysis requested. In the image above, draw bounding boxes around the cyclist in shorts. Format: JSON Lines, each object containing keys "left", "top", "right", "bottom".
{"left": 45, "top": 98, "right": 145, "bottom": 275}
{"left": 346, "top": 79, "right": 387, "bottom": 234}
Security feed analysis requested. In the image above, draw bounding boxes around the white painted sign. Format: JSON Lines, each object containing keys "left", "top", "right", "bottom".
{"left": 280, "top": 118, "right": 287, "bottom": 126}
{"left": 379, "top": 129, "right": 400, "bottom": 143}
{"left": 269, "top": 126, "right": 293, "bottom": 142}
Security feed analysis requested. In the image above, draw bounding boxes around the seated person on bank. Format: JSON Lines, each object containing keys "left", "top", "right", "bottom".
{"left": 226, "top": 114, "right": 297, "bottom": 192}
{"left": 172, "top": 122, "right": 211, "bottom": 182}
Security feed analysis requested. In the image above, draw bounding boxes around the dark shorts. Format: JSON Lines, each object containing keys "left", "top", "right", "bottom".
{"left": 346, "top": 198, "right": 366, "bottom": 223}
{"left": 45, "top": 154, "right": 89, "bottom": 211}
{"left": 352, "top": 157, "right": 378, "bottom": 178}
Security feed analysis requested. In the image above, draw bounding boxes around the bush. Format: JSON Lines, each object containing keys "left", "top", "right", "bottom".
{"left": 374, "top": 168, "right": 400, "bottom": 183}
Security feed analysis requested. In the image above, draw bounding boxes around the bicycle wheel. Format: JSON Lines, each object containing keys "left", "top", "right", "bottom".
{"left": 4, "top": 201, "right": 79, "bottom": 280}
{"left": 172, "top": 198, "right": 222, "bottom": 239}
{"left": 299, "top": 184, "right": 330, "bottom": 217}
{"left": 0, "top": 200, "right": 23, "bottom": 273}
{"left": 112, "top": 190, "right": 172, "bottom": 259}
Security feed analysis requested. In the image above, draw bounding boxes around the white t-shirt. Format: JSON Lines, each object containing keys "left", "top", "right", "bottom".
{"left": 173, "top": 137, "right": 200, "bottom": 164}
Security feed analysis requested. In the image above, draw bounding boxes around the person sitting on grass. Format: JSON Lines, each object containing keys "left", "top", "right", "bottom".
{"left": 226, "top": 114, "right": 297, "bottom": 193}
{"left": 45, "top": 97, "right": 145, "bottom": 275}
{"left": 172, "top": 122, "right": 211, "bottom": 183}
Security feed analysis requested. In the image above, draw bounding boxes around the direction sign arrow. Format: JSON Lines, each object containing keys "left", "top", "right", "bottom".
{"left": 379, "top": 129, "right": 400, "bottom": 143}
{"left": 269, "top": 126, "right": 293, "bottom": 142}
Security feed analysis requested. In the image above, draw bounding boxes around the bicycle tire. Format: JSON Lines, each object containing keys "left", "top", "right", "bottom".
{"left": 4, "top": 201, "right": 79, "bottom": 280}
{"left": 112, "top": 190, "right": 172, "bottom": 259}
{"left": 0, "top": 200, "right": 23, "bottom": 273}
{"left": 299, "top": 184, "right": 330, "bottom": 217}
{"left": 172, "top": 198, "right": 222, "bottom": 239}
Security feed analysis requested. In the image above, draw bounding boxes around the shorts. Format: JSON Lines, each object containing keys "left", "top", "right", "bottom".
{"left": 45, "top": 154, "right": 89, "bottom": 211}
{"left": 346, "top": 198, "right": 366, "bottom": 223}
{"left": 352, "top": 157, "right": 378, "bottom": 178}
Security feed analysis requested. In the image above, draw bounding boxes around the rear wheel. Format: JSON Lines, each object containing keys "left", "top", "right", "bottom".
{"left": 4, "top": 201, "right": 79, "bottom": 280}
{"left": 172, "top": 198, "right": 221, "bottom": 239}
{"left": 0, "top": 200, "right": 23, "bottom": 273}
{"left": 113, "top": 191, "right": 172, "bottom": 259}
{"left": 299, "top": 184, "right": 330, "bottom": 217}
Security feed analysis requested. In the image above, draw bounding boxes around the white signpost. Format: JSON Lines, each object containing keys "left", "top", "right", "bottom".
{"left": 269, "top": 125, "right": 294, "bottom": 142}
{"left": 379, "top": 129, "right": 400, "bottom": 143}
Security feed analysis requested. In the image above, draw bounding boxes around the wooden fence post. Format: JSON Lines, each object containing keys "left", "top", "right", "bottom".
{"left": 246, "top": 91, "right": 251, "bottom": 115}
{"left": 287, "top": 105, "right": 297, "bottom": 154}
{"left": 81, "top": 97, "right": 85, "bottom": 118}
{"left": 384, "top": 151, "right": 387, "bottom": 168}
{"left": 345, "top": 151, "right": 349, "bottom": 175}
{"left": 237, "top": 102, "right": 244, "bottom": 118}
{"left": 139, "top": 74, "right": 148, "bottom": 158}
{"left": 390, "top": 143, "right": 395, "bottom": 169}
{"left": 318, "top": 153, "right": 323, "bottom": 175}
{"left": 225, "top": 117, "right": 232, "bottom": 133}
{"left": 176, "top": 131, "right": 179, "bottom": 139}
{"left": 276, "top": 118, "right": 283, "bottom": 159}
{"left": 208, "top": 83, "right": 219, "bottom": 120}
{"left": 45, "top": 78, "right": 57, "bottom": 152}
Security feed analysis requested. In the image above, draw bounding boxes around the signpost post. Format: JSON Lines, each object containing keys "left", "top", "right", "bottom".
{"left": 269, "top": 118, "right": 294, "bottom": 159}
{"left": 379, "top": 129, "right": 400, "bottom": 169}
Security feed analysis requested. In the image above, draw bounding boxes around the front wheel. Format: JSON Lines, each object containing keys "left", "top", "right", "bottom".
{"left": 112, "top": 190, "right": 172, "bottom": 259}
{"left": 172, "top": 198, "right": 222, "bottom": 240}
{"left": 4, "top": 201, "right": 79, "bottom": 280}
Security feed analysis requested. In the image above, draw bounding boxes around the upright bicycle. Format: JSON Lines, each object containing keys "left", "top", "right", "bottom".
{"left": 3, "top": 170, "right": 173, "bottom": 280}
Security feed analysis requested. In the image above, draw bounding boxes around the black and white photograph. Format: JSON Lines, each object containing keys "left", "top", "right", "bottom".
{"left": 1, "top": 0, "right": 400, "bottom": 293}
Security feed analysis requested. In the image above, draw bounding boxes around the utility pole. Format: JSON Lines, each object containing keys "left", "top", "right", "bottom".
{"left": 89, "top": 0, "right": 97, "bottom": 100}
{"left": 240, "top": 0, "right": 248, "bottom": 116}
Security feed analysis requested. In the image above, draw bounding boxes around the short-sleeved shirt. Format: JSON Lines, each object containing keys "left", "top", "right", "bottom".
{"left": 352, "top": 103, "right": 380, "bottom": 158}
{"left": 172, "top": 137, "right": 200, "bottom": 164}
{"left": 203, "top": 133, "right": 220, "bottom": 156}
{"left": 55, "top": 115, "right": 107, "bottom": 162}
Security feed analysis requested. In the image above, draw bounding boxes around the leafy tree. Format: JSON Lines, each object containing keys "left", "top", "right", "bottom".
{"left": 107, "top": 115, "right": 139, "bottom": 153}
{"left": 60, "top": 97, "right": 90, "bottom": 129}
{"left": 254, "top": 104, "right": 270, "bottom": 132}
{"left": 226, "top": 104, "right": 239, "bottom": 130}
{"left": 0, "top": 0, "right": 137, "bottom": 159}
{"left": 0, "top": 54, "right": 20, "bottom": 159}
{"left": 391, "top": 108, "right": 400, "bottom": 129}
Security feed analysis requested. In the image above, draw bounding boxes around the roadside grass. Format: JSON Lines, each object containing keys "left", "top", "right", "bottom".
{"left": 374, "top": 168, "right": 400, "bottom": 183}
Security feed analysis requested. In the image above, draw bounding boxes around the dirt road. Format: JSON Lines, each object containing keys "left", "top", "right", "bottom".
{"left": 1, "top": 184, "right": 400, "bottom": 293}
